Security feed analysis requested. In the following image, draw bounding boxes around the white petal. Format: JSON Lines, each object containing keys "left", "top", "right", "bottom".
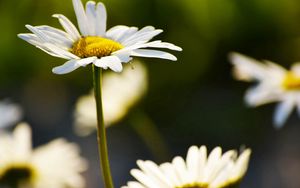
{"left": 38, "top": 46, "right": 70, "bottom": 59}
{"left": 72, "top": 0, "right": 91, "bottom": 36}
{"left": 273, "top": 99, "right": 295, "bottom": 128}
{"left": 106, "top": 25, "right": 131, "bottom": 40}
{"left": 159, "top": 163, "right": 181, "bottom": 186}
{"left": 198, "top": 146, "right": 207, "bottom": 181}
{"left": 245, "top": 85, "right": 281, "bottom": 107}
{"left": 121, "top": 26, "right": 156, "bottom": 45}
{"left": 203, "top": 147, "right": 222, "bottom": 182}
{"left": 144, "top": 41, "right": 182, "bottom": 51}
{"left": 115, "top": 53, "right": 132, "bottom": 63}
{"left": 13, "top": 123, "right": 32, "bottom": 159}
{"left": 130, "top": 169, "right": 159, "bottom": 187}
{"left": 32, "top": 139, "right": 87, "bottom": 188}
{"left": 52, "top": 57, "right": 95, "bottom": 74}
{"left": 19, "top": 32, "right": 75, "bottom": 59}
{"left": 106, "top": 60, "right": 123, "bottom": 72}
{"left": 18, "top": 33, "right": 43, "bottom": 47}
{"left": 123, "top": 40, "right": 181, "bottom": 51}
{"left": 186, "top": 146, "right": 200, "bottom": 182}
{"left": 208, "top": 150, "right": 236, "bottom": 182}
{"left": 210, "top": 161, "right": 234, "bottom": 187}
{"left": 43, "top": 43, "right": 78, "bottom": 59}
{"left": 95, "top": 2, "right": 107, "bottom": 36}
{"left": 108, "top": 26, "right": 139, "bottom": 43}
{"left": 18, "top": 33, "right": 57, "bottom": 55}
{"left": 36, "top": 25, "right": 74, "bottom": 41}
{"left": 0, "top": 100, "right": 23, "bottom": 128}
{"left": 52, "top": 60, "right": 81, "bottom": 74}
{"left": 27, "top": 25, "right": 71, "bottom": 50}
{"left": 94, "top": 56, "right": 123, "bottom": 72}
{"left": 118, "top": 27, "right": 139, "bottom": 43}
{"left": 25, "top": 25, "right": 50, "bottom": 42}
{"left": 122, "top": 29, "right": 163, "bottom": 46}
{"left": 114, "top": 41, "right": 181, "bottom": 55}
{"left": 231, "top": 149, "right": 251, "bottom": 180}
{"left": 125, "top": 181, "right": 146, "bottom": 188}
{"left": 229, "top": 52, "right": 270, "bottom": 81}
{"left": 291, "top": 62, "right": 300, "bottom": 76}
{"left": 85, "top": 1, "right": 97, "bottom": 36}
{"left": 52, "top": 14, "right": 81, "bottom": 41}
{"left": 35, "top": 26, "right": 73, "bottom": 49}
{"left": 131, "top": 49, "right": 177, "bottom": 61}
{"left": 137, "top": 160, "right": 172, "bottom": 187}
{"left": 172, "top": 156, "right": 188, "bottom": 184}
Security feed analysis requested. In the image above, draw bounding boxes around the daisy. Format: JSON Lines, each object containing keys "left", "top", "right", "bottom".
{"left": 122, "top": 145, "right": 251, "bottom": 188}
{"left": 229, "top": 52, "right": 300, "bottom": 128}
{"left": 74, "top": 60, "right": 147, "bottom": 136}
{"left": 0, "top": 123, "right": 87, "bottom": 188}
{"left": 18, "top": 0, "right": 182, "bottom": 74}
{"left": 0, "top": 100, "right": 22, "bottom": 129}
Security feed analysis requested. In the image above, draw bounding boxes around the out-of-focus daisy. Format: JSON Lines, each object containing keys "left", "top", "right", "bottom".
{"left": 0, "top": 123, "right": 87, "bottom": 188}
{"left": 74, "top": 60, "right": 147, "bottom": 136}
{"left": 229, "top": 52, "right": 300, "bottom": 128}
{"left": 18, "top": 0, "right": 182, "bottom": 74}
{"left": 0, "top": 100, "right": 22, "bottom": 129}
{"left": 122, "top": 145, "right": 251, "bottom": 188}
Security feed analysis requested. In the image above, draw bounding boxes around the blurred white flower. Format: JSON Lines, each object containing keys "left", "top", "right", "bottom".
{"left": 122, "top": 145, "right": 251, "bottom": 188}
{"left": 0, "top": 100, "right": 22, "bottom": 129}
{"left": 230, "top": 52, "right": 300, "bottom": 128}
{"left": 74, "top": 61, "right": 147, "bottom": 136}
{"left": 0, "top": 123, "right": 87, "bottom": 188}
{"left": 18, "top": 0, "right": 182, "bottom": 74}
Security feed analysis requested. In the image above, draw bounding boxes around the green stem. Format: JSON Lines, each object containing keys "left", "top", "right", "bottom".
{"left": 92, "top": 65, "right": 114, "bottom": 188}
{"left": 129, "top": 110, "right": 171, "bottom": 162}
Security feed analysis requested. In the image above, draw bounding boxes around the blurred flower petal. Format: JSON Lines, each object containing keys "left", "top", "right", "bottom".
{"left": 74, "top": 60, "right": 147, "bottom": 136}
{"left": 0, "top": 100, "right": 22, "bottom": 129}
{"left": 230, "top": 52, "right": 300, "bottom": 128}
{"left": 0, "top": 123, "right": 87, "bottom": 188}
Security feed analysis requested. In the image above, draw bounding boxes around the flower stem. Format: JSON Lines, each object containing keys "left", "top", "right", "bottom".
{"left": 129, "top": 110, "right": 171, "bottom": 162}
{"left": 92, "top": 65, "right": 114, "bottom": 188}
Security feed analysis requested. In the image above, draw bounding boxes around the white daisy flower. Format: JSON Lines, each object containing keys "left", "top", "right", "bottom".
{"left": 122, "top": 145, "right": 251, "bottom": 188}
{"left": 229, "top": 52, "right": 300, "bottom": 128}
{"left": 18, "top": 0, "right": 182, "bottom": 74}
{"left": 0, "top": 123, "right": 87, "bottom": 188}
{"left": 74, "top": 60, "right": 147, "bottom": 136}
{"left": 0, "top": 100, "right": 22, "bottom": 129}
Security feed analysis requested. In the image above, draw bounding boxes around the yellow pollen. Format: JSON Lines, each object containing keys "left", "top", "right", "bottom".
{"left": 282, "top": 72, "right": 300, "bottom": 90}
{"left": 71, "top": 36, "right": 124, "bottom": 58}
{"left": 176, "top": 183, "right": 208, "bottom": 188}
{"left": 175, "top": 180, "right": 240, "bottom": 188}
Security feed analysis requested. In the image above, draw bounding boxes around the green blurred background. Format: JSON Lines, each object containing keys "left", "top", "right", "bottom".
{"left": 2, "top": 0, "right": 300, "bottom": 187}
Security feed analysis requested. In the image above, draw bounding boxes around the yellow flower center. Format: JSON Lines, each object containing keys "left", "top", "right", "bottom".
{"left": 176, "top": 180, "right": 240, "bottom": 188}
{"left": 0, "top": 163, "right": 38, "bottom": 187}
{"left": 282, "top": 72, "right": 300, "bottom": 90}
{"left": 71, "top": 36, "right": 124, "bottom": 58}
{"left": 176, "top": 183, "right": 208, "bottom": 188}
